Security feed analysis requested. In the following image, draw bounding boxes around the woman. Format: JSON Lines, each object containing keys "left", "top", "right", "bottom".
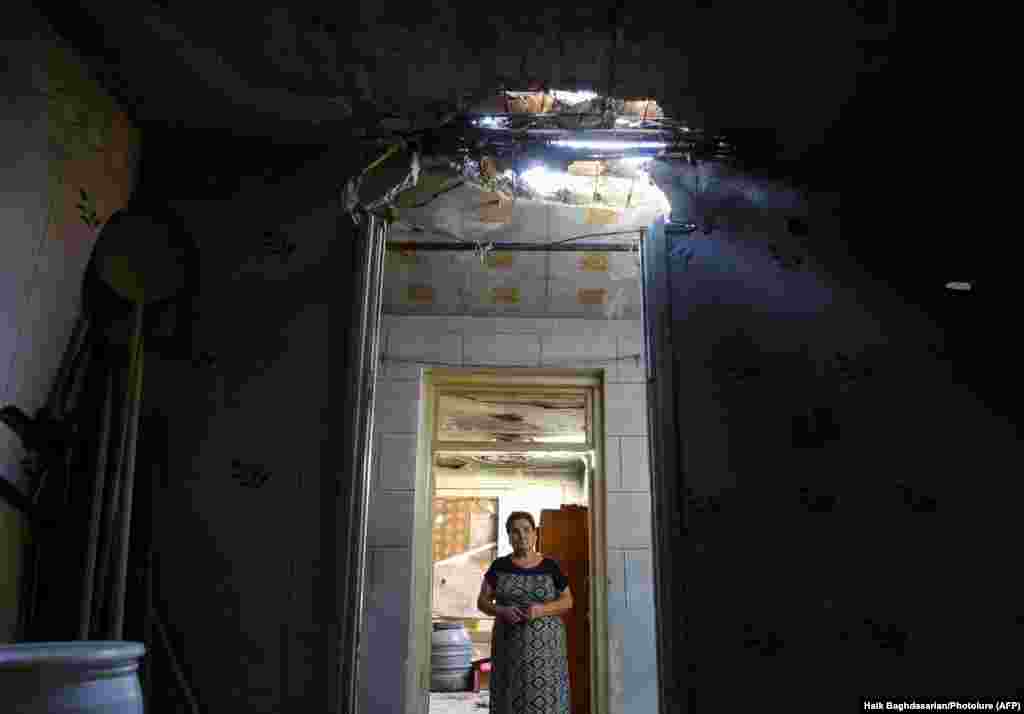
{"left": 477, "top": 511, "right": 574, "bottom": 714}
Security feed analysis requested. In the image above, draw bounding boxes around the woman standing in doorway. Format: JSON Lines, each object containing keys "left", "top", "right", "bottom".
{"left": 477, "top": 511, "right": 574, "bottom": 714}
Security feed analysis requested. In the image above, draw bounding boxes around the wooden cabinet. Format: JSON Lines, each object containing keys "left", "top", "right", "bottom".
{"left": 540, "top": 505, "right": 590, "bottom": 714}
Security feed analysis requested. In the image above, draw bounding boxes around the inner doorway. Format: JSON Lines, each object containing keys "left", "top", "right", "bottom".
{"left": 412, "top": 371, "right": 608, "bottom": 714}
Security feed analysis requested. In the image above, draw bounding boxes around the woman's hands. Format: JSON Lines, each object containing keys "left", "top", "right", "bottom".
{"left": 496, "top": 604, "right": 546, "bottom": 624}
{"left": 496, "top": 606, "right": 526, "bottom": 624}
{"left": 524, "top": 604, "right": 545, "bottom": 620}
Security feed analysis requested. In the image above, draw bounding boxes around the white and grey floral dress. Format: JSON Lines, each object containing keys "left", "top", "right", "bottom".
{"left": 485, "top": 556, "right": 571, "bottom": 714}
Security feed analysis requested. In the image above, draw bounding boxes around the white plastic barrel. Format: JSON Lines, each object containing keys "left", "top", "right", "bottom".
{"left": 0, "top": 641, "right": 145, "bottom": 713}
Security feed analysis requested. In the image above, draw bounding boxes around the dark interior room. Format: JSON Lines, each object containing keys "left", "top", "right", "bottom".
{"left": 1, "top": 2, "right": 1019, "bottom": 713}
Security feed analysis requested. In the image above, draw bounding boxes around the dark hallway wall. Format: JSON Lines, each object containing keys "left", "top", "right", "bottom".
{"left": 137, "top": 131, "right": 382, "bottom": 712}
{"left": 648, "top": 171, "right": 1021, "bottom": 709}
{"left": 134, "top": 137, "right": 1019, "bottom": 712}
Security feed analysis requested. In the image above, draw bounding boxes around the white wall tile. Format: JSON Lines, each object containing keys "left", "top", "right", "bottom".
{"left": 547, "top": 279, "right": 619, "bottom": 319}
{"left": 607, "top": 493, "right": 652, "bottom": 548}
{"left": 374, "top": 379, "right": 421, "bottom": 434}
{"left": 461, "top": 317, "right": 553, "bottom": 335}
{"left": 625, "top": 549, "right": 655, "bottom": 609}
{"left": 607, "top": 548, "right": 628, "bottom": 610}
{"left": 621, "top": 548, "right": 658, "bottom": 713}
{"left": 541, "top": 318, "right": 597, "bottom": 337}
{"left": 548, "top": 203, "right": 598, "bottom": 242}
{"left": 362, "top": 547, "right": 412, "bottom": 714}
{"left": 367, "top": 492, "right": 416, "bottom": 547}
{"left": 578, "top": 319, "right": 642, "bottom": 339}
{"left": 521, "top": 200, "right": 551, "bottom": 242}
{"left": 604, "top": 437, "right": 623, "bottom": 491}
{"left": 606, "top": 383, "right": 647, "bottom": 435}
{"left": 385, "top": 329, "right": 461, "bottom": 378}
{"left": 377, "top": 433, "right": 418, "bottom": 491}
{"left": 541, "top": 331, "right": 617, "bottom": 368}
{"left": 463, "top": 252, "right": 545, "bottom": 304}
{"left": 607, "top": 633, "right": 627, "bottom": 714}
{"left": 464, "top": 332, "right": 541, "bottom": 366}
{"left": 384, "top": 315, "right": 642, "bottom": 339}
{"left": 466, "top": 275, "right": 548, "bottom": 317}
{"left": 616, "top": 334, "right": 646, "bottom": 383}
{"left": 607, "top": 544, "right": 629, "bottom": 714}
{"left": 618, "top": 437, "right": 650, "bottom": 492}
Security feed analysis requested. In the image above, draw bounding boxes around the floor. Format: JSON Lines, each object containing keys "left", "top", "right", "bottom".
{"left": 429, "top": 691, "right": 490, "bottom": 713}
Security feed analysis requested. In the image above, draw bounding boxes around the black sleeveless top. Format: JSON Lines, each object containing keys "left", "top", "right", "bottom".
{"left": 485, "top": 555, "right": 569, "bottom": 593}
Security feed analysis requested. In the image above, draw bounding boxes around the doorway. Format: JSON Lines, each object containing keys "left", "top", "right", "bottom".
{"left": 342, "top": 216, "right": 659, "bottom": 714}
{"left": 412, "top": 370, "right": 610, "bottom": 714}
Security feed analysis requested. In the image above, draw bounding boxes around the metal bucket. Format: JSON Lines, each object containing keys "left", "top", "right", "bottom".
{"left": 430, "top": 622, "right": 474, "bottom": 692}
{"left": 0, "top": 641, "right": 145, "bottom": 713}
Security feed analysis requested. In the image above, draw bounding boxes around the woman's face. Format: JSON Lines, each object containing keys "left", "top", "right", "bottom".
{"left": 508, "top": 519, "right": 536, "bottom": 554}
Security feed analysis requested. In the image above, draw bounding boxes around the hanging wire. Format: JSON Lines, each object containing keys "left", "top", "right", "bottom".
{"left": 387, "top": 228, "right": 645, "bottom": 253}
{"left": 545, "top": 228, "right": 645, "bottom": 247}
{"left": 624, "top": 100, "right": 654, "bottom": 209}
{"left": 408, "top": 180, "right": 466, "bottom": 209}
{"left": 344, "top": 140, "right": 409, "bottom": 225}
{"left": 475, "top": 240, "right": 494, "bottom": 265}
{"left": 380, "top": 353, "right": 643, "bottom": 368}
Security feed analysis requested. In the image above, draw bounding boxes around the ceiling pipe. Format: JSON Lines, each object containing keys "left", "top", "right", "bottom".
{"left": 387, "top": 240, "right": 639, "bottom": 253}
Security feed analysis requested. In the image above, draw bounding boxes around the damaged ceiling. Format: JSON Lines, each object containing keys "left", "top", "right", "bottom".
{"left": 436, "top": 390, "right": 589, "bottom": 444}
{"left": 379, "top": 138, "right": 803, "bottom": 319}
{"left": 38, "top": 1, "right": 1013, "bottom": 417}
{"left": 379, "top": 105, "right": 672, "bottom": 319}
{"left": 36, "top": 1, "right": 887, "bottom": 159}
{"left": 436, "top": 453, "right": 584, "bottom": 474}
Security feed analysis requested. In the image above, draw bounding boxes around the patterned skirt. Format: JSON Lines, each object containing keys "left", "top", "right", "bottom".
{"left": 490, "top": 615, "right": 571, "bottom": 714}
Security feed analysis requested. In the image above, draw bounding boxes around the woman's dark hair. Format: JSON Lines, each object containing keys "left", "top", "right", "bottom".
{"left": 505, "top": 511, "right": 536, "bottom": 534}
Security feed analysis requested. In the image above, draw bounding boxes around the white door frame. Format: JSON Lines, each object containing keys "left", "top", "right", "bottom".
{"left": 407, "top": 368, "right": 611, "bottom": 714}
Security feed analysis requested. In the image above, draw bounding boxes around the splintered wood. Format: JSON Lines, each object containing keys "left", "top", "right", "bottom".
{"left": 471, "top": 92, "right": 555, "bottom": 114}
{"left": 621, "top": 99, "right": 663, "bottom": 118}
{"left": 480, "top": 157, "right": 499, "bottom": 179}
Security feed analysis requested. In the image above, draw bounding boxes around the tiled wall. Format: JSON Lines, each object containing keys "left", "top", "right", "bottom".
{"left": 361, "top": 314, "right": 657, "bottom": 714}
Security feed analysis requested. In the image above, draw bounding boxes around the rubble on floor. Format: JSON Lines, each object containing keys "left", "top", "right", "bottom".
{"left": 429, "top": 691, "right": 490, "bottom": 713}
